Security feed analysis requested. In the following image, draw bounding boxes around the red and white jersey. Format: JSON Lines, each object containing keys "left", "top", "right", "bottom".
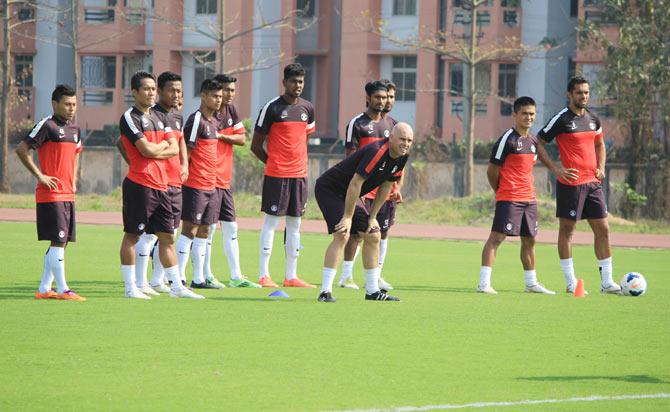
{"left": 537, "top": 107, "right": 603, "bottom": 186}
{"left": 183, "top": 110, "right": 220, "bottom": 191}
{"left": 24, "top": 116, "right": 82, "bottom": 203}
{"left": 344, "top": 112, "right": 391, "bottom": 151}
{"left": 489, "top": 128, "right": 537, "bottom": 202}
{"left": 215, "top": 104, "right": 244, "bottom": 189}
{"left": 255, "top": 96, "right": 315, "bottom": 178}
{"left": 153, "top": 103, "right": 183, "bottom": 187}
{"left": 120, "top": 107, "right": 174, "bottom": 191}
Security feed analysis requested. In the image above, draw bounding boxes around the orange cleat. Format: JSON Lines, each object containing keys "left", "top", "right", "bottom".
{"left": 283, "top": 277, "right": 317, "bottom": 288}
{"left": 34, "top": 289, "right": 58, "bottom": 300}
{"left": 258, "top": 276, "right": 279, "bottom": 288}
{"left": 57, "top": 290, "right": 86, "bottom": 302}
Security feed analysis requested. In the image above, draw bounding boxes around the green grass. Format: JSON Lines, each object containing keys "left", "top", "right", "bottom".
{"left": 0, "top": 222, "right": 669, "bottom": 411}
{"left": 3, "top": 192, "right": 670, "bottom": 234}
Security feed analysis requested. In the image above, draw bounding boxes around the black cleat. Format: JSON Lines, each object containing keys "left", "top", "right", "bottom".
{"left": 318, "top": 292, "right": 336, "bottom": 302}
{"left": 365, "top": 291, "right": 400, "bottom": 301}
{"left": 190, "top": 281, "right": 220, "bottom": 289}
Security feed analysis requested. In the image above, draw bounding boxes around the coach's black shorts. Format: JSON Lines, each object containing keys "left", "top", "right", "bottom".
{"left": 364, "top": 198, "right": 396, "bottom": 233}
{"left": 556, "top": 181, "right": 608, "bottom": 221}
{"left": 216, "top": 187, "right": 236, "bottom": 222}
{"left": 491, "top": 201, "right": 538, "bottom": 237}
{"left": 36, "top": 201, "right": 76, "bottom": 242}
{"left": 261, "top": 176, "right": 307, "bottom": 217}
{"left": 315, "top": 180, "right": 376, "bottom": 235}
{"left": 168, "top": 185, "right": 182, "bottom": 230}
{"left": 181, "top": 185, "right": 221, "bottom": 225}
{"left": 122, "top": 177, "right": 174, "bottom": 234}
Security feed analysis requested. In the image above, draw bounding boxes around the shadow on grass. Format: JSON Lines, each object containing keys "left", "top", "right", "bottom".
{"left": 399, "top": 285, "right": 480, "bottom": 294}
{"left": 0, "top": 281, "right": 122, "bottom": 300}
{"left": 517, "top": 375, "right": 669, "bottom": 384}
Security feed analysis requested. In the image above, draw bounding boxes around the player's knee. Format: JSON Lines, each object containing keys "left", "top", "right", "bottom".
{"left": 333, "top": 231, "right": 349, "bottom": 245}
{"left": 362, "top": 231, "right": 381, "bottom": 245}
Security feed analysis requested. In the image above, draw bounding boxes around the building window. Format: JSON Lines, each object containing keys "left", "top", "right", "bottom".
{"left": 18, "top": 6, "right": 34, "bottom": 21}
{"left": 568, "top": 58, "right": 576, "bottom": 82}
{"left": 454, "top": 10, "right": 491, "bottom": 26}
{"left": 501, "top": 0, "right": 519, "bottom": 6}
{"left": 498, "top": 63, "right": 517, "bottom": 116}
{"left": 393, "top": 0, "right": 416, "bottom": 16}
{"left": 476, "top": 11, "right": 491, "bottom": 26}
{"left": 81, "top": 56, "right": 116, "bottom": 88}
{"left": 475, "top": 63, "right": 491, "bottom": 95}
{"left": 449, "top": 63, "right": 463, "bottom": 96}
{"left": 296, "top": 55, "right": 315, "bottom": 102}
{"left": 584, "top": 10, "right": 615, "bottom": 25}
{"left": 297, "top": 0, "right": 314, "bottom": 18}
{"left": 193, "top": 51, "right": 215, "bottom": 96}
{"left": 475, "top": 102, "right": 487, "bottom": 115}
{"left": 503, "top": 10, "right": 518, "bottom": 26}
{"left": 15, "top": 55, "right": 33, "bottom": 88}
{"left": 122, "top": 52, "right": 153, "bottom": 102}
{"left": 196, "top": 0, "right": 216, "bottom": 14}
{"left": 391, "top": 55, "right": 416, "bottom": 101}
{"left": 451, "top": 100, "right": 463, "bottom": 116}
{"left": 570, "top": 0, "right": 578, "bottom": 17}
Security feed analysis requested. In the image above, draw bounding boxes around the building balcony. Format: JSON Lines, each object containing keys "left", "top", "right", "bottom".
{"left": 78, "top": 5, "right": 147, "bottom": 53}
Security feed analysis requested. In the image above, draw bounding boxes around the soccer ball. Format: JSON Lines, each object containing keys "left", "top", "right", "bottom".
{"left": 620, "top": 272, "right": 647, "bottom": 296}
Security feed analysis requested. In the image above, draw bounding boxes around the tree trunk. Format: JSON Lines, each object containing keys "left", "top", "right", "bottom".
{"left": 463, "top": 4, "right": 477, "bottom": 197}
{"left": 217, "top": 0, "right": 225, "bottom": 73}
{"left": 0, "top": 1, "right": 11, "bottom": 193}
{"left": 71, "top": 0, "right": 79, "bottom": 91}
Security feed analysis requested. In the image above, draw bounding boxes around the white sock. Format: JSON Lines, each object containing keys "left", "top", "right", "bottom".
{"left": 164, "top": 265, "right": 183, "bottom": 292}
{"left": 121, "top": 264, "right": 136, "bottom": 293}
{"left": 364, "top": 267, "right": 380, "bottom": 294}
{"left": 259, "top": 214, "right": 280, "bottom": 278}
{"left": 479, "top": 266, "right": 492, "bottom": 289}
{"left": 191, "top": 237, "right": 208, "bottom": 284}
{"left": 321, "top": 267, "right": 337, "bottom": 293}
{"left": 340, "top": 260, "right": 354, "bottom": 283}
{"left": 176, "top": 234, "right": 193, "bottom": 282}
{"left": 47, "top": 247, "right": 68, "bottom": 293}
{"left": 598, "top": 256, "right": 614, "bottom": 286}
{"left": 560, "top": 258, "right": 577, "bottom": 287}
{"left": 284, "top": 216, "right": 301, "bottom": 280}
{"left": 379, "top": 238, "right": 389, "bottom": 270}
{"left": 39, "top": 250, "right": 54, "bottom": 293}
{"left": 150, "top": 241, "right": 165, "bottom": 286}
{"left": 135, "top": 233, "right": 157, "bottom": 288}
{"left": 221, "top": 221, "right": 242, "bottom": 279}
{"left": 523, "top": 269, "right": 537, "bottom": 287}
{"left": 204, "top": 223, "right": 217, "bottom": 278}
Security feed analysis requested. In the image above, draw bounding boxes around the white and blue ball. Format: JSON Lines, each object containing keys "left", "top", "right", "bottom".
{"left": 620, "top": 272, "right": 647, "bottom": 296}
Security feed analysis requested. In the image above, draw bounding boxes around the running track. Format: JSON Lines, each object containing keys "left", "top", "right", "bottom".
{"left": 1, "top": 208, "right": 668, "bottom": 249}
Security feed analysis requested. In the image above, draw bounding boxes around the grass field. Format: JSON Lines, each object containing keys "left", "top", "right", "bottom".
{"left": 1, "top": 222, "right": 669, "bottom": 411}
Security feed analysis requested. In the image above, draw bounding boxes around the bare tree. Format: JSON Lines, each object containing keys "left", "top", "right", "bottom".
{"left": 362, "top": 0, "right": 536, "bottom": 196}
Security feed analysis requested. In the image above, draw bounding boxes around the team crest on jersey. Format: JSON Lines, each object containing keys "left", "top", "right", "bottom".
{"left": 589, "top": 122, "right": 597, "bottom": 130}
{"left": 569, "top": 210, "right": 577, "bottom": 217}
{"left": 531, "top": 145, "right": 536, "bottom": 153}
{"left": 196, "top": 213, "right": 202, "bottom": 221}
{"left": 227, "top": 118, "right": 233, "bottom": 126}
{"left": 58, "top": 230, "right": 65, "bottom": 238}
{"left": 505, "top": 223, "right": 512, "bottom": 231}
{"left": 157, "top": 121, "right": 164, "bottom": 129}
{"left": 271, "top": 205, "right": 278, "bottom": 212}
{"left": 301, "top": 113, "right": 308, "bottom": 121}
{"left": 280, "top": 110, "right": 288, "bottom": 119}
{"left": 142, "top": 117, "right": 149, "bottom": 128}
{"left": 567, "top": 121, "right": 577, "bottom": 130}
{"left": 516, "top": 140, "right": 523, "bottom": 151}
{"left": 138, "top": 223, "right": 145, "bottom": 231}
{"left": 58, "top": 128, "right": 65, "bottom": 138}
{"left": 384, "top": 130, "right": 390, "bottom": 138}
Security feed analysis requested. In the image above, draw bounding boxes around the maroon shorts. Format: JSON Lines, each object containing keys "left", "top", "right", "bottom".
{"left": 315, "top": 181, "right": 375, "bottom": 235}
{"left": 216, "top": 187, "right": 236, "bottom": 222}
{"left": 168, "top": 185, "right": 182, "bottom": 230}
{"left": 261, "top": 176, "right": 307, "bottom": 217}
{"left": 364, "top": 198, "right": 396, "bottom": 233}
{"left": 122, "top": 178, "right": 174, "bottom": 234}
{"left": 492, "top": 201, "right": 538, "bottom": 237}
{"left": 36, "top": 201, "right": 76, "bottom": 242}
{"left": 556, "top": 181, "right": 608, "bottom": 220}
{"left": 181, "top": 185, "right": 221, "bottom": 225}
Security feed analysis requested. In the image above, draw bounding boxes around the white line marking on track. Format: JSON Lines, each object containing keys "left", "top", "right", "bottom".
{"left": 332, "top": 393, "right": 670, "bottom": 411}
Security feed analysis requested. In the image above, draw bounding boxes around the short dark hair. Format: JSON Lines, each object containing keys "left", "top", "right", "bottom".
{"left": 567, "top": 76, "right": 589, "bottom": 92}
{"left": 513, "top": 96, "right": 536, "bottom": 112}
{"left": 365, "top": 80, "right": 388, "bottom": 97}
{"left": 214, "top": 73, "right": 237, "bottom": 84}
{"left": 131, "top": 71, "right": 156, "bottom": 91}
{"left": 200, "top": 78, "right": 224, "bottom": 94}
{"left": 283, "top": 63, "right": 305, "bottom": 80}
{"left": 379, "top": 78, "right": 396, "bottom": 92}
{"left": 157, "top": 71, "right": 181, "bottom": 89}
{"left": 51, "top": 84, "right": 76, "bottom": 102}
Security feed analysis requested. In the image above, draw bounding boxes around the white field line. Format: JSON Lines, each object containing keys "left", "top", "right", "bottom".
{"left": 332, "top": 393, "right": 670, "bottom": 411}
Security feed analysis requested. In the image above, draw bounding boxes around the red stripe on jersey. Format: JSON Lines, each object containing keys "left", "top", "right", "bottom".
{"left": 496, "top": 153, "right": 536, "bottom": 202}
{"left": 35, "top": 141, "right": 80, "bottom": 203}
{"left": 184, "top": 138, "right": 218, "bottom": 191}
{"left": 265, "top": 121, "right": 309, "bottom": 178}
{"left": 123, "top": 129, "right": 170, "bottom": 191}
{"left": 364, "top": 143, "right": 389, "bottom": 174}
{"left": 555, "top": 130, "right": 600, "bottom": 186}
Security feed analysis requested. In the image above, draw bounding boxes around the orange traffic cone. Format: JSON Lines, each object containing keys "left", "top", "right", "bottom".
{"left": 574, "top": 278, "right": 586, "bottom": 298}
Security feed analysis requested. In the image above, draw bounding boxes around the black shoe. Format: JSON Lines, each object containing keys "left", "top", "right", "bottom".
{"left": 365, "top": 291, "right": 400, "bottom": 301}
{"left": 190, "top": 280, "right": 219, "bottom": 289}
{"left": 317, "top": 291, "right": 336, "bottom": 302}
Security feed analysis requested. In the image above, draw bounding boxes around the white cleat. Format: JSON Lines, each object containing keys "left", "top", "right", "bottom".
{"left": 601, "top": 282, "right": 622, "bottom": 295}
{"left": 150, "top": 283, "right": 171, "bottom": 294}
{"left": 378, "top": 277, "right": 394, "bottom": 291}
{"left": 566, "top": 283, "right": 589, "bottom": 295}
{"left": 169, "top": 287, "right": 205, "bottom": 299}
{"left": 477, "top": 285, "right": 498, "bottom": 294}
{"left": 338, "top": 277, "right": 360, "bottom": 289}
{"left": 126, "top": 288, "right": 151, "bottom": 300}
{"left": 525, "top": 284, "right": 556, "bottom": 295}
{"left": 139, "top": 284, "right": 160, "bottom": 296}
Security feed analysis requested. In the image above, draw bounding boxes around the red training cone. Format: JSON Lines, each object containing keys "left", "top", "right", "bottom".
{"left": 574, "top": 278, "right": 586, "bottom": 298}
